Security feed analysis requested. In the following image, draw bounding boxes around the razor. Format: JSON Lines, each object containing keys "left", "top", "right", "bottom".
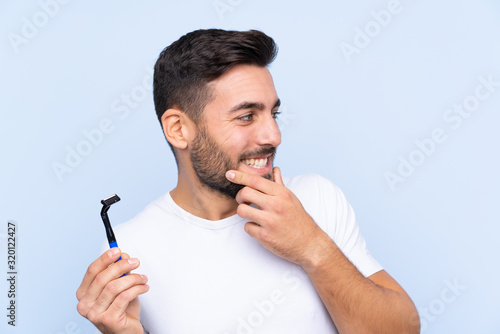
{"left": 100, "top": 194, "right": 122, "bottom": 261}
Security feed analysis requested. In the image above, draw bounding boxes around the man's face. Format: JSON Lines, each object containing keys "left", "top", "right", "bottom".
{"left": 189, "top": 64, "right": 282, "bottom": 198}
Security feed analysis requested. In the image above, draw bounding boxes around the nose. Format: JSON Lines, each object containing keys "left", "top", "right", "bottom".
{"left": 255, "top": 114, "right": 281, "bottom": 148}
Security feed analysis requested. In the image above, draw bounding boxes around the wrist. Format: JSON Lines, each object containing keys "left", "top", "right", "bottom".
{"left": 299, "top": 228, "right": 338, "bottom": 274}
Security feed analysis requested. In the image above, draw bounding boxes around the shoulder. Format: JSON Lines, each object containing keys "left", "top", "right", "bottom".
{"left": 284, "top": 173, "right": 334, "bottom": 190}
{"left": 283, "top": 174, "right": 346, "bottom": 205}
{"left": 283, "top": 174, "right": 354, "bottom": 237}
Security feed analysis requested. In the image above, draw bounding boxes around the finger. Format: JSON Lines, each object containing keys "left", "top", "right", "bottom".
{"left": 80, "top": 257, "right": 141, "bottom": 311}
{"left": 77, "top": 248, "right": 122, "bottom": 301}
{"left": 244, "top": 221, "right": 261, "bottom": 239}
{"left": 226, "top": 170, "right": 277, "bottom": 195}
{"left": 105, "top": 283, "right": 150, "bottom": 322}
{"left": 237, "top": 203, "right": 265, "bottom": 224}
{"left": 273, "top": 167, "right": 284, "bottom": 186}
{"left": 92, "top": 273, "right": 148, "bottom": 315}
{"left": 235, "top": 186, "right": 270, "bottom": 209}
{"left": 120, "top": 253, "right": 133, "bottom": 275}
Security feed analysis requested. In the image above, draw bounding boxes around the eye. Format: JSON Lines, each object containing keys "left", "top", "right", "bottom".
{"left": 272, "top": 111, "right": 281, "bottom": 119}
{"left": 237, "top": 113, "right": 254, "bottom": 122}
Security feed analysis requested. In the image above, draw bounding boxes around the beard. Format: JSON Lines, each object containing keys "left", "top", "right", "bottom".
{"left": 190, "top": 125, "right": 276, "bottom": 199}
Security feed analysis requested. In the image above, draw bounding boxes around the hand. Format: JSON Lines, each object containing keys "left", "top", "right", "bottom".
{"left": 226, "top": 167, "right": 329, "bottom": 268}
{"left": 76, "top": 248, "right": 149, "bottom": 334}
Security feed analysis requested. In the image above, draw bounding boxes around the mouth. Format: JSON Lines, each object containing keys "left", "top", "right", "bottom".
{"left": 239, "top": 147, "right": 276, "bottom": 174}
{"left": 241, "top": 156, "right": 270, "bottom": 169}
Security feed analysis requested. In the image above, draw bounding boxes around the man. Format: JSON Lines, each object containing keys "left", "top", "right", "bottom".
{"left": 77, "top": 29, "right": 420, "bottom": 333}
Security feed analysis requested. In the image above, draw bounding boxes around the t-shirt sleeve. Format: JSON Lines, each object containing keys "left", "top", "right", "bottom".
{"left": 291, "top": 174, "right": 383, "bottom": 278}
{"left": 319, "top": 175, "right": 383, "bottom": 277}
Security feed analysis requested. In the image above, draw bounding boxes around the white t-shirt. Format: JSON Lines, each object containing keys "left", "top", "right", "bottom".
{"left": 109, "top": 174, "right": 383, "bottom": 334}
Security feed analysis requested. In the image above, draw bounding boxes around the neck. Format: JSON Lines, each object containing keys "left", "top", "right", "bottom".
{"left": 170, "top": 167, "right": 238, "bottom": 221}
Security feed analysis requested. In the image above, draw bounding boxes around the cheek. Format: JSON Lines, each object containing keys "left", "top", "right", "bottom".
{"left": 221, "top": 130, "right": 251, "bottom": 154}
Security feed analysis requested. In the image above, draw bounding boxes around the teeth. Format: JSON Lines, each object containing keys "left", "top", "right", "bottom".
{"left": 242, "top": 157, "right": 267, "bottom": 169}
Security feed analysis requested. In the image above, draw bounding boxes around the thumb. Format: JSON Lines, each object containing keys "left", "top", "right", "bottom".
{"left": 273, "top": 166, "right": 284, "bottom": 185}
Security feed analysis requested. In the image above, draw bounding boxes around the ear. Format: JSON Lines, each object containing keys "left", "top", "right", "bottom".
{"left": 161, "top": 109, "right": 196, "bottom": 150}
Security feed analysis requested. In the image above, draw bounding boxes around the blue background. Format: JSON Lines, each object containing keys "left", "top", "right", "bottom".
{"left": 1, "top": 0, "right": 499, "bottom": 333}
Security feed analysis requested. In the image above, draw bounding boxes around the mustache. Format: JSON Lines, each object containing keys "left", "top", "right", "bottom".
{"left": 239, "top": 147, "right": 276, "bottom": 160}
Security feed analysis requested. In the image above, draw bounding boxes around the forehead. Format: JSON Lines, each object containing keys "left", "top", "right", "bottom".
{"left": 207, "top": 64, "right": 278, "bottom": 112}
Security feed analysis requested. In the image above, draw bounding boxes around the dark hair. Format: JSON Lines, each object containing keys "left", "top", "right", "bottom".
{"left": 153, "top": 29, "right": 278, "bottom": 128}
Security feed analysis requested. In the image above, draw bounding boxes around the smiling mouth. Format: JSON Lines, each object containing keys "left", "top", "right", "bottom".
{"left": 241, "top": 157, "right": 269, "bottom": 169}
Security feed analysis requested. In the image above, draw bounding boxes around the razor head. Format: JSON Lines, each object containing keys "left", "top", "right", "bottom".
{"left": 101, "top": 194, "right": 121, "bottom": 207}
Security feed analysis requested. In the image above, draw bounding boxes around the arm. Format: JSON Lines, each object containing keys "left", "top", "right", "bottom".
{"left": 226, "top": 168, "right": 420, "bottom": 334}
{"left": 302, "top": 233, "right": 420, "bottom": 333}
{"left": 76, "top": 248, "right": 149, "bottom": 334}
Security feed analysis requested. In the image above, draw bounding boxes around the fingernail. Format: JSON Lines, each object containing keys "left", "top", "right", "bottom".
{"left": 109, "top": 248, "right": 120, "bottom": 257}
{"left": 140, "top": 274, "right": 148, "bottom": 281}
{"left": 128, "top": 258, "right": 139, "bottom": 265}
{"left": 226, "top": 171, "right": 235, "bottom": 180}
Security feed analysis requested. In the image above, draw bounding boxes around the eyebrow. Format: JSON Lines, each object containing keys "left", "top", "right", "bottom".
{"left": 229, "top": 98, "right": 281, "bottom": 113}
